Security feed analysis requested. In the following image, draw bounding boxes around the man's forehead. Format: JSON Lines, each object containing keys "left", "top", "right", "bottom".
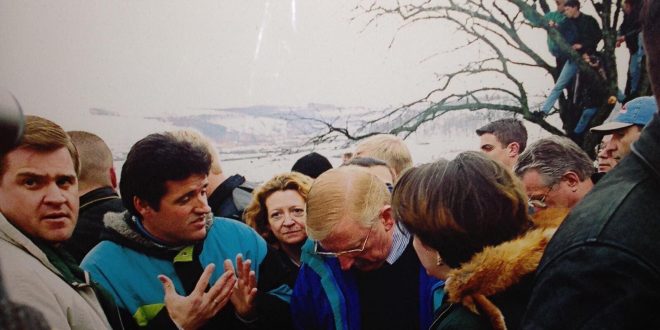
{"left": 521, "top": 170, "right": 546, "bottom": 191}
{"left": 322, "top": 216, "right": 363, "bottom": 244}
{"left": 4, "top": 147, "right": 76, "bottom": 176}
{"left": 480, "top": 133, "right": 503, "bottom": 146}
{"left": 163, "top": 174, "right": 208, "bottom": 193}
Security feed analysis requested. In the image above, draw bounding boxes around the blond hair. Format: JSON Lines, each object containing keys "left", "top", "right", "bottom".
{"left": 354, "top": 134, "right": 412, "bottom": 178}
{"left": 306, "top": 166, "right": 390, "bottom": 241}
{"left": 244, "top": 172, "right": 313, "bottom": 246}
{"left": 166, "top": 130, "right": 222, "bottom": 175}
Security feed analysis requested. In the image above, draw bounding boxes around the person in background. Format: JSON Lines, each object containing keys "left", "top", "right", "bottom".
{"left": 514, "top": 135, "right": 594, "bottom": 212}
{"left": 536, "top": 0, "right": 602, "bottom": 117}
{"left": 167, "top": 130, "right": 255, "bottom": 221}
{"left": 291, "top": 152, "right": 333, "bottom": 179}
{"left": 543, "top": 0, "right": 577, "bottom": 76}
{"left": 392, "top": 151, "right": 560, "bottom": 329}
{"left": 476, "top": 118, "right": 528, "bottom": 170}
{"left": 343, "top": 156, "right": 396, "bottom": 192}
{"left": 590, "top": 96, "right": 657, "bottom": 166}
{"left": 244, "top": 172, "right": 313, "bottom": 287}
{"left": 353, "top": 134, "right": 413, "bottom": 180}
{"left": 523, "top": 1, "right": 660, "bottom": 326}
{"left": 291, "top": 166, "right": 442, "bottom": 330}
{"left": 64, "top": 131, "right": 125, "bottom": 263}
{"left": 617, "top": 0, "right": 645, "bottom": 101}
{"left": 591, "top": 135, "right": 618, "bottom": 183}
{"left": 596, "top": 135, "right": 618, "bottom": 172}
{"left": 571, "top": 52, "right": 613, "bottom": 141}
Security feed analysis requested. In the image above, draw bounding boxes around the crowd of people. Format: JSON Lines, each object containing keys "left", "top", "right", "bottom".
{"left": 0, "top": 0, "right": 659, "bottom": 329}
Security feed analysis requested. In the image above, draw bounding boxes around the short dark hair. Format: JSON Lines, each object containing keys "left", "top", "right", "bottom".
{"left": 392, "top": 151, "right": 531, "bottom": 268}
{"left": 291, "top": 152, "right": 332, "bottom": 179}
{"left": 565, "top": 0, "right": 580, "bottom": 8}
{"left": 120, "top": 133, "right": 211, "bottom": 216}
{"left": 476, "top": 118, "right": 528, "bottom": 152}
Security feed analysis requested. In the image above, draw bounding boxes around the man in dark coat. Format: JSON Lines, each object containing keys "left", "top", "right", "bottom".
{"left": 523, "top": 1, "right": 660, "bottom": 328}
{"left": 64, "top": 131, "right": 124, "bottom": 263}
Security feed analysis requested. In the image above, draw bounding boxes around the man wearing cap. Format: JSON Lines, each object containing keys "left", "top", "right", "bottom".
{"left": 590, "top": 96, "right": 657, "bottom": 169}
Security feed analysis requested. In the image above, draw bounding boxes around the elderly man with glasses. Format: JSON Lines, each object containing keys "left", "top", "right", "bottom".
{"left": 514, "top": 135, "right": 594, "bottom": 212}
{"left": 290, "top": 166, "right": 443, "bottom": 330}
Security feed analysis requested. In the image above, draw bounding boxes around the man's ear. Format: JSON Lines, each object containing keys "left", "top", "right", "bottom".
{"left": 562, "top": 171, "right": 581, "bottom": 191}
{"left": 380, "top": 205, "right": 394, "bottom": 231}
{"left": 133, "top": 196, "right": 153, "bottom": 219}
{"left": 507, "top": 142, "right": 521, "bottom": 157}
{"left": 109, "top": 167, "right": 118, "bottom": 189}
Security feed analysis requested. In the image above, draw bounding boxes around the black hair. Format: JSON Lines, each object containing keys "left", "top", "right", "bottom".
{"left": 120, "top": 133, "right": 211, "bottom": 216}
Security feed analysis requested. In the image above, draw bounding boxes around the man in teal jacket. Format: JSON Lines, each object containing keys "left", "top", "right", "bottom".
{"left": 82, "top": 133, "right": 292, "bottom": 329}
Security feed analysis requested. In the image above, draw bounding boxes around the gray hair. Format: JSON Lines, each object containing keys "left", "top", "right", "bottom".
{"left": 514, "top": 135, "right": 593, "bottom": 185}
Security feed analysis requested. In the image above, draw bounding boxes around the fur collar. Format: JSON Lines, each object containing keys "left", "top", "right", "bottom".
{"left": 443, "top": 208, "right": 569, "bottom": 330}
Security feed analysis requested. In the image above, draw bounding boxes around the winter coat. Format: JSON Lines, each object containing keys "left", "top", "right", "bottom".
{"left": 0, "top": 213, "right": 113, "bottom": 330}
{"left": 63, "top": 186, "right": 125, "bottom": 263}
{"left": 291, "top": 238, "right": 444, "bottom": 330}
{"left": 208, "top": 174, "right": 255, "bottom": 221}
{"left": 431, "top": 209, "right": 567, "bottom": 330}
{"left": 81, "top": 211, "right": 293, "bottom": 329}
{"left": 569, "top": 13, "right": 601, "bottom": 55}
{"left": 523, "top": 113, "right": 660, "bottom": 328}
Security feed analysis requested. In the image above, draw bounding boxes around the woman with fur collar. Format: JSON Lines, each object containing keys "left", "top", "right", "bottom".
{"left": 391, "top": 151, "right": 565, "bottom": 330}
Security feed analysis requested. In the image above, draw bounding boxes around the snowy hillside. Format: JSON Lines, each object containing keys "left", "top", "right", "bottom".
{"left": 64, "top": 104, "right": 555, "bottom": 182}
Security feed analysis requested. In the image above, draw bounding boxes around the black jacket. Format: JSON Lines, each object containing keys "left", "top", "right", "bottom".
{"left": 208, "top": 174, "right": 254, "bottom": 221}
{"left": 522, "top": 113, "right": 660, "bottom": 329}
{"left": 570, "top": 13, "right": 602, "bottom": 55}
{"left": 63, "top": 186, "right": 125, "bottom": 263}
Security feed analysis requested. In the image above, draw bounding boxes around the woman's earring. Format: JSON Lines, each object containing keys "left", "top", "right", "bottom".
{"left": 436, "top": 252, "right": 445, "bottom": 266}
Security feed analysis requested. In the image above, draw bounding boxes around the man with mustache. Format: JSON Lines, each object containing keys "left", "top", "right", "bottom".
{"left": 81, "top": 133, "right": 293, "bottom": 329}
{"left": 0, "top": 115, "right": 120, "bottom": 329}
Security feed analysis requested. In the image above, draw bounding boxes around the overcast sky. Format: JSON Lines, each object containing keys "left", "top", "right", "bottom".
{"left": 1, "top": 0, "right": 629, "bottom": 126}
{"left": 0, "top": 0, "right": 472, "bottom": 119}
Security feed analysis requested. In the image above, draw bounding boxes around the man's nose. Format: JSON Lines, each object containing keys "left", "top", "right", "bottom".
{"left": 195, "top": 194, "right": 211, "bottom": 213}
{"left": 43, "top": 183, "right": 66, "bottom": 204}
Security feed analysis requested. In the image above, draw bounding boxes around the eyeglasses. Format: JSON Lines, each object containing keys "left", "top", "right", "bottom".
{"left": 313, "top": 223, "right": 375, "bottom": 257}
{"left": 527, "top": 184, "right": 555, "bottom": 209}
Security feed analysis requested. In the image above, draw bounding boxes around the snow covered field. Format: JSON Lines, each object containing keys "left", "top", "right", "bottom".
{"left": 61, "top": 104, "right": 555, "bottom": 184}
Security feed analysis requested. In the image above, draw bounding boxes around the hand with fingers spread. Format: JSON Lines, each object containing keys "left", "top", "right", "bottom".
{"left": 158, "top": 263, "right": 236, "bottom": 330}
{"left": 226, "top": 254, "right": 258, "bottom": 320}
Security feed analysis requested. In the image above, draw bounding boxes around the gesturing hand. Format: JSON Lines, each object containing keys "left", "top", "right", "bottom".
{"left": 226, "top": 254, "right": 258, "bottom": 320}
{"left": 158, "top": 263, "right": 236, "bottom": 330}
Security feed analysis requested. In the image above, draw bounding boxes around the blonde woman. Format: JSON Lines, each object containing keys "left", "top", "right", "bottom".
{"left": 244, "top": 172, "right": 313, "bottom": 286}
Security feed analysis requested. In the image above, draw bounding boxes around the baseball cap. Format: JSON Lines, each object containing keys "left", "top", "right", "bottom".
{"left": 590, "top": 96, "right": 657, "bottom": 134}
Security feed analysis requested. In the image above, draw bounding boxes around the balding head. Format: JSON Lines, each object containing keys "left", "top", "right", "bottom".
{"left": 306, "top": 166, "right": 390, "bottom": 241}
{"left": 67, "top": 131, "right": 115, "bottom": 195}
